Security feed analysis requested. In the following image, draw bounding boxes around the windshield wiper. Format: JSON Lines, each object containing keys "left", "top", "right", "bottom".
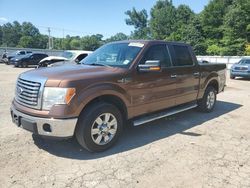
{"left": 83, "top": 62, "right": 111, "bottom": 67}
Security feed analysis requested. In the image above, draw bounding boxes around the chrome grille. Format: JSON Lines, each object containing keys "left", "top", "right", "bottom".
{"left": 234, "top": 66, "right": 248, "bottom": 71}
{"left": 15, "top": 78, "right": 41, "bottom": 108}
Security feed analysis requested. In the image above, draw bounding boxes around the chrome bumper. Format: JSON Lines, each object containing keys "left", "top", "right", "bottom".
{"left": 231, "top": 71, "right": 250, "bottom": 77}
{"left": 10, "top": 105, "right": 78, "bottom": 138}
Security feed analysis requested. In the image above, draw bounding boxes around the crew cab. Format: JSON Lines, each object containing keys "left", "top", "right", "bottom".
{"left": 10, "top": 40, "right": 226, "bottom": 152}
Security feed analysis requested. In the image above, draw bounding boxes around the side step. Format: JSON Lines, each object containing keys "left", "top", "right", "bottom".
{"left": 133, "top": 103, "right": 198, "bottom": 126}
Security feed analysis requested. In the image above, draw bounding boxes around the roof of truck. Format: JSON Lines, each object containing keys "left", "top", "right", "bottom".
{"left": 111, "top": 40, "right": 190, "bottom": 46}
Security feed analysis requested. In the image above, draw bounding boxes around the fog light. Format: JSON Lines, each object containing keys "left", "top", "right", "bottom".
{"left": 43, "top": 123, "right": 52, "bottom": 132}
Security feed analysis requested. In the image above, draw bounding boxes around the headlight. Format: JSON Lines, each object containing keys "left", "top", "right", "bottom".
{"left": 42, "top": 87, "right": 76, "bottom": 110}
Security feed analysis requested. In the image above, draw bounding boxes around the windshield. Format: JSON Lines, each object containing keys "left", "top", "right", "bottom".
{"left": 238, "top": 59, "right": 250, "bottom": 65}
{"left": 80, "top": 42, "right": 143, "bottom": 68}
{"left": 61, "top": 51, "right": 75, "bottom": 60}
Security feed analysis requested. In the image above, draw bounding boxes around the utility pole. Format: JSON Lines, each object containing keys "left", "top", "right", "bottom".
{"left": 62, "top": 28, "right": 65, "bottom": 50}
{"left": 47, "top": 27, "right": 51, "bottom": 49}
{"left": 51, "top": 37, "right": 54, "bottom": 49}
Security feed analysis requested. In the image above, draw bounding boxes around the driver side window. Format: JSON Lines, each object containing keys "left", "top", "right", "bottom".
{"left": 141, "top": 44, "right": 172, "bottom": 67}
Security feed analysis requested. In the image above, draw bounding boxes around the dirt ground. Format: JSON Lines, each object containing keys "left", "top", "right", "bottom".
{"left": 0, "top": 64, "right": 250, "bottom": 188}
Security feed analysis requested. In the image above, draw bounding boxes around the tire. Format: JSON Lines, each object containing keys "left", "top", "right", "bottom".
{"left": 75, "top": 102, "right": 123, "bottom": 152}
{"left": 197, "top": 86, "right": 217, "bottom": 113}
{"left": 230, "top": 74, "right": 235, "bottom": 79}
{"left": 22, "top": 62, "right": 28, "bottom": 68}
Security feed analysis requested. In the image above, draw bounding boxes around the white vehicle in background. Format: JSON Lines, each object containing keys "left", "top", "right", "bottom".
{"left": 38, "top": 50, "right": 92, "bottom": 68}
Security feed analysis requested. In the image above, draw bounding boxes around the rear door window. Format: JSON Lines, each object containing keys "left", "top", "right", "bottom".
{"left": 172, "top": 45, "right": 193, "bottom": 66}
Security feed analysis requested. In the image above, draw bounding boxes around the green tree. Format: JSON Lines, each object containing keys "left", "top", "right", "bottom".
{"left": 18, "top": 36, "right": 34, "bottom": 48}
{"left": 223, "top": 0, "right": 250, "bottom": 40}
{"left": 21, "top": 22, "right": 40, "bottom": 37}
{"left": 207, "top": 44, "right": 222, "bottom": 55}
{"left": 105, "top": 33, "right": 128, "bottom": 42}
{"left": 70, "top": 38, "right": 81, "bottom": 50}
{"left": 125, "top": 8, "right": 150, "bottom": 39}
{"left": 247, "top": 24, "right": 250, "bottom": 42}
{"left": 62, "top": 35, "right": 72, "bottom": 50}
{"left": 2, "top": 22, "right": 21, "bottom": 47}
{"left": 150, "top": 0, "right": 176, "bottom": 39}
{"left": 81, "top": 34, "right": 103, "bottom": 51}
{"left": 181, "top": 17, "right": 207, "bottom": 55}
{"left": 176, "top": 5, "right": 194, "bottom": 25}
{"left": 0, "top": 25, "right": 3, "bottom": 46}
{"left": 245, "top": 44, "right": 250, "bottom": 55}
{"left": 201, "top": 0, "right": 233, "bottom": 40}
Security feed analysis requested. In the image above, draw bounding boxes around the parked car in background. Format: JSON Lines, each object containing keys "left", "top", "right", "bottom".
{"left": 11, "top": 40, "right": 226, "bottom": 152}
{"left": 38, "top": 50, "right": 92, "bottom": 68}
{"left": 11, "top": 53, "right": 48, "bottom": 67}
{"left": 230, "top": 58, "right": 250, "bottom": 79}
{"left": 6, "top": 50, "right": 32, "bottom": 64}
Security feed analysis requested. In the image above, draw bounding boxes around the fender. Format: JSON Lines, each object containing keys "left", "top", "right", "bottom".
{"left": 197, "top": 71, "right": 219, "bottom": 99}
{"left": 74, "top": 82, "right": 131, "bottom": 116}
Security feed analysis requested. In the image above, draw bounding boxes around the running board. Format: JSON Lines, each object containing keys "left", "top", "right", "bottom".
{"left": 133, "top": 103, "right": 198, "bottom": 126}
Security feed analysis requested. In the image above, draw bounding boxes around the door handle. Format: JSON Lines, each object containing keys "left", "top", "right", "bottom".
{"left": 193, "top": 72, "right": 200, "bottom": 77}
{"left": 171, "top": 74, "right": 177, "bottom": 78}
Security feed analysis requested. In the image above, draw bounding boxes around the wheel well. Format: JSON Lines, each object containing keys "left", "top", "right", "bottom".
{"left": 207, "top": 80, "right": 218, "bottom": 93}
{"left": 82, "top": 95, "right": 128, "bottom": 120}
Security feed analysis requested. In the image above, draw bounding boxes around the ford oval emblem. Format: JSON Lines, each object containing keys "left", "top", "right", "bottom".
{"left": 17, "top": 86, "right": 23, "bottom": 94}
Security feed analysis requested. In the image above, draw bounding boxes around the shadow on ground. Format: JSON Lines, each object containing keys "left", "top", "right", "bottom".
{"left": 32, "top": 101, "right": 242, "bottom": 160}
{"left": 235, "top": 77, "right": 250, "bottom": 81}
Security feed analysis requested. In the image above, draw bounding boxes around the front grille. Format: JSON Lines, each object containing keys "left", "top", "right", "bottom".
{"left": 234, "top": 67, "right": 248, "bottom": 71}
{"left": 15, "top": 78, "right": 41, "bottom": 108}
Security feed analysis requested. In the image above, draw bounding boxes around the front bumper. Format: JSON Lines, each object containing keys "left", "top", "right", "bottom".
{"left": 231, "top": 71, "right": 250, "bottom": 78}
{"left": 10, "top": 105, "right": 78, "bottom": 138}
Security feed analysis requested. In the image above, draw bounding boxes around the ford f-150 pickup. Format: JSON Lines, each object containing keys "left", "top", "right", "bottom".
{"left": 10, "top": 40, "right": 226, "bottom": 152}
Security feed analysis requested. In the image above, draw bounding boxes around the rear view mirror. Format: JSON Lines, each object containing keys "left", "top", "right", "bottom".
{"left": 138, "top": 60, "right": 161, "bottom": 72}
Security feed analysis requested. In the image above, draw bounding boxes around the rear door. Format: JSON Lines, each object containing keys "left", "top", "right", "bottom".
{"left": 169, "top": 44, "right": 200, "bottom": 105}
{"left": 28, "top": 54, "right": 37, "bottom": 65}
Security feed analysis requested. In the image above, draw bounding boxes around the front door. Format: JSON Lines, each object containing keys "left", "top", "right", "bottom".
{"left": 128, "top": 44, "right": 177, "bottom": 117}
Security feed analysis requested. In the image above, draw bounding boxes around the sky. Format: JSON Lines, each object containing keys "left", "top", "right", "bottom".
{"left": 0, "top": 0, "right": 209, "bottom": 39}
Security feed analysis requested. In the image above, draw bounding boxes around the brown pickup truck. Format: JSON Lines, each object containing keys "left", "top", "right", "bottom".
{"left": 10, "top": 40, "right": 226, "bottom": 152}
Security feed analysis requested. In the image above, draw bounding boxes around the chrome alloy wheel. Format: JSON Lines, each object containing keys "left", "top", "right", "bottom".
{"left": 206, "top": 91, "right": 215, "bottom": 109}
{"left": 91, "top": 113, "right": 118, "bottom": 145}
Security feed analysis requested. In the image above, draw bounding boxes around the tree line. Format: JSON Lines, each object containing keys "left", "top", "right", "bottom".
{"left": 0, "top": 0, "right": 249, "bottom": 55}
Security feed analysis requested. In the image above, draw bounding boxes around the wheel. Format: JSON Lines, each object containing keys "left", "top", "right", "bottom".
{"left": 230, "top": 74, "right": 235, "bottom": 79}
{"left": 197, "top": 86, "right": 217, "bottom": 113}
{"left": 75, "top": 102, "right": 123, "bottom": 152}
{"left": 22, "top": 62, "right": 28, "bottom": 68}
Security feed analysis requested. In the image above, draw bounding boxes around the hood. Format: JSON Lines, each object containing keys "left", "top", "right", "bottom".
{"left": 49, "top": 60, "right": 74, "bottom": 67}
{"left": 21, "top": 64, "right": 125, "bottom": 87}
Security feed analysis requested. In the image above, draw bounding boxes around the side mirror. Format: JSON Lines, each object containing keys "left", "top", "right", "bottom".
{"left": 138, "top": 60, "right": 161, "bottom": 72}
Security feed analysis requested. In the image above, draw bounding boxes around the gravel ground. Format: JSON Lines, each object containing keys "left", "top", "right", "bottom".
{"left": 0, "top": 64, "right": 250, "bottom": 188}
